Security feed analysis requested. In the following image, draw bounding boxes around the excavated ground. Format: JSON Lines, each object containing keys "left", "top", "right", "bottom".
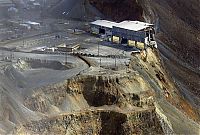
{"left": 14, "top": 59, "right": 74, "bottom": 71}
{"left": 0, "top": 47, "right": 199, "bottom": 134}
{"left": 0, "top": 0, "right": 199, "bottom": 134}
{"left": 15, "top": 48, "right": 198, "bottom": 134}
{"left": 17, "top": 108, "right": 164, "bottom": 135}
{"left": 14, "top": 67, "right": 166, "bottom": 134}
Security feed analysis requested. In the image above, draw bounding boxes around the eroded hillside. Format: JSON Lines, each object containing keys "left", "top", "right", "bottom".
{"left": 88, "top": 0, "right": 144, "bottom": 21}
{"left": 16, "top": 71, "right": 166, "bottom": 134}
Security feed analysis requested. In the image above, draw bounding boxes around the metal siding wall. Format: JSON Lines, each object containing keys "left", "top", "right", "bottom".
{"left": 128, "top": 29, "right": 145, "bottom": 43}
{"left": 112, "top": 27, "right": 121, "bottom": 36}
{"left": 91, "top": 24, "right": 113, "bottom": 35}
{"left": 91, "top": 24, "right": 100, "bottom": 29}
{"left": 91, "top": 26, "right": 99, "bottom": 34}
{"left": 105, "top": 30, "right": 112, "bottom": 36}
{"left": 112, "top": 27, "right": 146, "bottom": 43}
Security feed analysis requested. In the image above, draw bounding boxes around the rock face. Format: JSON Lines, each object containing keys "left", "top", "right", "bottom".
{"left": 88, "top": 0, "right": 144, "bottom": 21}
{"left": 2, "top": 47, "right": 199, "bottom": 134}
{"left": 15, "top": 63, "right": 170, "bottom": 134}
{"left": 23, "top": 73, "right": 156, "bottom": 114}
{"left": 20, "top": 109, "right": 164, "bottom": 135}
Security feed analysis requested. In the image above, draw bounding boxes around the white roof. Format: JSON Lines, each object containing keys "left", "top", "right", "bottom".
{"left": 33, "top": 2, "right": 40, "bottom": 6}
{"left": 25, "top": 21, "right": 40, "bottom": 25}
{"left": 0, "top": 0, "right": 12, "bottom": 4}
{"left": 58, "top": 43, "right": 67, "bottom": 48}
{"left": 91, "top": 20, "right": 118, "bottom": 29}
{"left": 115, "top": 21, "right": 153, "bottom": 31}
{"left": 0, "top": 0, "right": 14, "bottom": 6}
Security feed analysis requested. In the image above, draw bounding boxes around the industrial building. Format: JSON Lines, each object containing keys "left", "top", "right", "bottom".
{"left": 90, "top": 20, "right": 118, "bottom": 36}
{"left": 0, "top": 0, "right": 15, "bottom": 18}
{"left": 0, "top": 0, "right": 14, "bottom": 7}
{"left": 25, "top": 21, "right": 40, "bottom": 29}
{"left": 57, "top": 43, "right": 80, "bottom": 52}
{"left": 90, "top": 20, "right": 157, "bottom": 49}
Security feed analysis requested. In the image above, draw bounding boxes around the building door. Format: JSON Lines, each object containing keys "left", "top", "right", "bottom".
{"left": 121, "top": 38, "right": 128, "bottom": 44}
{"left": 99, "top": 28, "right": 105, "bottom": 34}
{"left": 146, "top": 30, "right": 154, "bottom": 41}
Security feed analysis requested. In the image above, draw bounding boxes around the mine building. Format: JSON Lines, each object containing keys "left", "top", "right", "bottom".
{"left": 112, "top": 21, "right": 155, "bottom": 49}
{"left": 90, "top": 20, "right": 157, "bottom": 49}
{"left": 25, "top": 21, "right": 40, "bottom": 29}
{"left": 57, "top": 43, "right": 80, "bottom": 52}
{"left": 0, "top": 0, "right": 14, "bottom": 7}
{"left": 90, "top": 20, "right": 118, "bottom": 36}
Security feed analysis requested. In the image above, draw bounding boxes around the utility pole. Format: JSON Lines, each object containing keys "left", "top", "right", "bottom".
{"left": 124, "top": 62, "right": 129, "bottom": 73}
{"left": 98, "top": 40, "right": 100, "bottom": 71}
{"left": 115, "top": 55, "right": 116, "bottom": 68}
{"left": 65, "top": 52, "right": 67, "bottom": 65}
{"left": 22, "top": 7, "right": 25, "bottom": 47}
{"left": 10, "top": 51, "right": 14, "bottom": 61}
{"left": 98, "top": 39, "right": 103, "bottom": 72}
{"left": 98, "top": 41, "right": 99, "bottom": 57}
{"left": 100, "top": 58, "right": 101, "bottom": 72}
{"left": 42, "top": 0, "right": 46, "bottom": 17}
{"left": 1, "top": 51, "right": 4, "bottom": 61}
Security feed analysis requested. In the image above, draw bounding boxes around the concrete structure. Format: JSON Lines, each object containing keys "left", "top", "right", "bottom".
{"left": 25, "top": 21, "right": 40, "bottom": 29}
{"left": 6, "top": 20, "right": 40, "bottom": 30}
{"left": 0, "top": 0, "right": 15, "bottom": 18}
{"left": 90, "top": 20, "right": 118, "bottom": 36}
{"left": 57, "top": 43, "right": 80, "bottom": 52}
{"left": 33, "top": 2, "right": 41, "bottom": 7}
{"left": 8, "top": 7, "right": 18, "bottom": 13}
{"left": 19, "top": 24, "right": 31, "bottom": 30}
{"left": 90, "top": 20, "right": 157, "bottom": 50}
{"left": 6, "top": 20, "right": 20, "bottom": 27}
{"left": 0, "top": 0, "right": 14, "bottom": 7}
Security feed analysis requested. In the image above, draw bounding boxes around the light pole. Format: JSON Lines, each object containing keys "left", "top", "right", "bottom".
{"left": 98, "top": 40, "right": 100, "bottom": 72}
{"left": 1, "top": 51, "right": 4, "bottom": 61}
{"left": 65, "top": 52, "right": 67, "bottom": 65}
{"left": 22, "top": 8, "right": 25, "bottom": 47}
{"left": 98, "top": 38, "right": 104, "bottom": 72}
{"left": 115, "top": 55, "right": 116, "bottom": 68}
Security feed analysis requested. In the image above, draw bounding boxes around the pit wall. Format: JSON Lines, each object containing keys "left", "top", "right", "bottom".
{"left": 23, "top": 74, "right": 155, "bottom": 114}
{"left": 14, "top": 58, "right": 72, "bottom": 71}
{"left": 65, "top": 75, "right": 155, "bottom": 108}
{"left": 20, "top": 74, "right": 175, "bottom": 134}
{"left": 16, "top": 109, "right": 164, "bottom": 135}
